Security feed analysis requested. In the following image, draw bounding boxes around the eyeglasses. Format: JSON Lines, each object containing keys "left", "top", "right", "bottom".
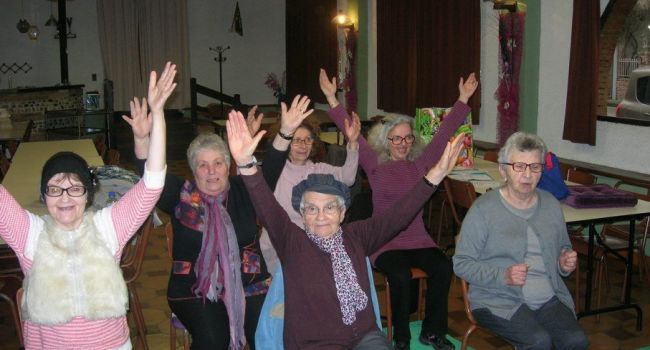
{"left": 45, "top": 185, "right": 87, "bottom": 197}
{"left": 500, "top": 162, "right": 544, "bottom": 173}
{"left": 387, "top": 134, "right": 415, "bottom": 145}
{"left": 291, "top": 137, "right": 314, "bottom": 146}
{"left": 302, "top": 202, "right": 341, "bottom": 216}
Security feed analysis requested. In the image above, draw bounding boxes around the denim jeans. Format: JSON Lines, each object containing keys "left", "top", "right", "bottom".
{"left": 472, "top": 296, "right": 588, "bottom": 350}
{"left": 375, "top": 247, "right": 453, "bottom": 343}
{"left": 353, "top": 329, "right": 393, "bottom": 350}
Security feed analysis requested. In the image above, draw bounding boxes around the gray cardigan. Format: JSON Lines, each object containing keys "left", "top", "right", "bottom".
{"left": 453, "top": 188, "right": 575, "bottom": 320}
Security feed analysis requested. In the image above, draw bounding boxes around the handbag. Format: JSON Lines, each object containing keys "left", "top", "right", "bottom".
{"left": 537, "top": 152, "right": 570, "bottom": 200}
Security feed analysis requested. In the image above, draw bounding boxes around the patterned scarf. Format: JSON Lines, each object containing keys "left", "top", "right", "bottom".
{"left": 175, "top": 180, "right": 246, "bottom": 349}
{"left": 305, "top": 226, "right": 368, "bottom": 325}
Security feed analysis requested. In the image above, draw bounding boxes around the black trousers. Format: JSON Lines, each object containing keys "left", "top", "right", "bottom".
{"left": 375, "top": 247, "right": 453, "bottom": 343}
{"left": 168, "top": 293, "right": 266, "bottom": 350}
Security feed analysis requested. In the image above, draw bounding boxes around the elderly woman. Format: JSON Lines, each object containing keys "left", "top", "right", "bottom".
{"left": 260, "top": 112, "right": 361, "bottom": 276}
{"left": 319, "top": 69, "right": 478, "bottom": 349}
{"left": 226, "top": 110, "right": 465, "bottom": 350}
{"left": 453, "top": 132, "right": 588, "bottom": 349}
{"left": 0, "top": 63, "right": 174, "bottom": 349}
{"left": 129, "top": 95, "right": 313, "bottom": 349}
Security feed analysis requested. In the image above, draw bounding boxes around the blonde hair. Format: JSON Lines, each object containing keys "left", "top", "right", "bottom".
{"left": 367, "top": 115, "right": 424, "bottom": 163}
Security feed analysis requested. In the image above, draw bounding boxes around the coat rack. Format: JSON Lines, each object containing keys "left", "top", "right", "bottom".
{"left": 209, "top": 45, "right": 230, "bottom": 117}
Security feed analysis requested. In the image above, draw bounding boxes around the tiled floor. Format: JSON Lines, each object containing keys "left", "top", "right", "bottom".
{"left": 2, "top": 117, "right": 649, "bottom": 349}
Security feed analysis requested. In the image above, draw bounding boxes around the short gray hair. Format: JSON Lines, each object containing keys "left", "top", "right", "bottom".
{"left": 367, "top": 115, "right": 424, "bottom": 163}
{"left": 299, "top": 193, "right": 346, "bottom": 214}
{"left": 187, "top": 133, "right": 231, "bottom": 173}
{"left": 498, "top": 131, "right": 547, "bottom": 164}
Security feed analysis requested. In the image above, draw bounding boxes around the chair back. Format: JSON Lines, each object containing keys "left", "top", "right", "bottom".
{"left": 483, "top": 150, "right": 498, "bottom": 163}
{"left": 443, "top": 178, "right": 478, "bottom": 228}
{"left": 16, "top": 287, "right": 23, "bottom": 323}
{"left": 94, "top": 134, "right": 107, "bottom": 158}
{"left": 0, "top": 151, "right": 10, "bottom": 179}
{"left": 566, "top": 168, "right": 596, "bottom": 185}
{"left": 105, "top": 149, "right": 120, "bottom": 165}
{"left": 121, "top": 215, "right": 154, "bottom": 283}
{"left": 164, "top": 222, "right": 173, "bottom": 259}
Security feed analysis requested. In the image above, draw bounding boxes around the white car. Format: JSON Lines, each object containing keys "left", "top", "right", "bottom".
{"left": 616, "top": 66, "right": 650, "bottom": 121}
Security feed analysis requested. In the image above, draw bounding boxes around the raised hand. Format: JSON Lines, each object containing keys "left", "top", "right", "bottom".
{"left": 226, "top": 110, "right": 267, "bottom": 167}
{"left": 246, "top": 105, "right": 264, "bottom": 137}
{"left": 319, "top": 69, "right": 339, "bottom": 107}
{"left": 458, "top": 72, "right": 479, "bottom": 104}
{"left": 424, "top": 133, "right": 466, "bottom": 185}
{"left": 148, "top": 62, "right": 177, "bottom": 115}
{"left": 559, "top": 248, "right": 578, "bottom": 274}
{"left": 279, "top": 95, "right": 313, "bottom": 135}
{"left": 122, "top": 97, "right": 151, "bottom": 140}
{"left": 505, "top": 263, "right": 528, "bottom": 286}
{"left": 345, "top": 112, "right": 362, "bottom": 145}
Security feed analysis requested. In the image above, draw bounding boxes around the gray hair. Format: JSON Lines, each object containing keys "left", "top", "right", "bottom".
{"left": 299, "top": 193, "right": 346, "bottom": 214}
{"left": 186, "top": 133, "right": 231, "bottom": 173}
{"left": 498, "top": 131, "right": 547, "bottom": 164}
{"left": 367, "top": 115, "right": 424, "bottom": 163}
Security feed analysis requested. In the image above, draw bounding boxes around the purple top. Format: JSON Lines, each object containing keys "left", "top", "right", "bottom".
{"left": 328, "top": 101, "right": 471, "bottom": 261}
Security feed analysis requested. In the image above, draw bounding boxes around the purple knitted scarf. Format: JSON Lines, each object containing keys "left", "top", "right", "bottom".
{"left": 305, "top": 227, "right": 368, "bottom": 325}
{"left": 175, "top": 180, "right": 246, "bottom": 349}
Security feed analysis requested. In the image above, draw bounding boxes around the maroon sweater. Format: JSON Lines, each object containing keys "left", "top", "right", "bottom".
{"left": 242, "top": 171, "right": 437, "bottom": 349}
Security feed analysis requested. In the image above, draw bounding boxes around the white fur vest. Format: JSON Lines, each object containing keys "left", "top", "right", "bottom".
{"left": 22, "top": 213, "right": 128, "bottom": 325}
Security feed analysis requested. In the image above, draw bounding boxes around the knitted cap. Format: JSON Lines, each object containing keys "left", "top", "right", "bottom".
{"left": 40, "top": 152, "right": 95, "bottom": 204}
{"left": 291, "top": 174, "right": 351, "bottom": 213}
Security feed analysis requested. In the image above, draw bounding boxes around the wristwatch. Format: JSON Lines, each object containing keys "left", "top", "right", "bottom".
{"left": 237, "top": 156, "right": 258, "bottom": 169}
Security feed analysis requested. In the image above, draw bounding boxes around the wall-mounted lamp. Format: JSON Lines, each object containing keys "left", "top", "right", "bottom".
{"left": 332, "top": 10, "right": 354, "bottom": 28}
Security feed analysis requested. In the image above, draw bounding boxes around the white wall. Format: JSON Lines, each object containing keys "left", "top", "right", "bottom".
{"left": 0, "top": 0, "right": 103, "bottom": 92}
{"left": 537, "top": 1, "right": 650, "bottom": 174}
{"left": 0, "top": 0, "right": 286, "bottom": 105}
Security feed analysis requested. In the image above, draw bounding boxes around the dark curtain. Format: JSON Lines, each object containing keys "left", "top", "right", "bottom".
{"left": 563, "top": 0, "right": 599, "bottom": 145}
{"left": 286, "top": 0, "right": 338, "bottom": 104}
{"left": 377, "top": 0, "right": 480, "bottom": 122}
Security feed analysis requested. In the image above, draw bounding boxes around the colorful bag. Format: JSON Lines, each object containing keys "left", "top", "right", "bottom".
{"left": 537, "top": 152, "right": 570, "bottom": 200}
{"left": 415, "top": 107, "right": 474, "bottom": 167}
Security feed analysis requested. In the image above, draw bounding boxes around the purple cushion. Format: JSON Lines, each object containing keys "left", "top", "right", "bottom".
{"left": 562, "top": 184, "right": 638, "bottom": 209}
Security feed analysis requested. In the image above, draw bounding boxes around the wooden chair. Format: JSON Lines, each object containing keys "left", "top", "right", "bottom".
{"left": 0, "top": 150, "right": 11, "bottom": 180}
{"left": 120, "top": 215, "right": 154, "bottom": 350}
{"left": 164, "top": 222, "right": 191, "bottom": 350}
{"left": 376, "top": 267, "right": 428, "bottom": 341}
{"left": 94, "top": 134, "right": 107, "bottom": 158}
{"left": 459, "top": 278, "right": 477, "bottom": 350}
{"left": 566, "top": 168, "right": 596, "bottom": 186}
{"left": 0, "top": 274, "right": 23, "bottom": 347}
{"left": 483, "top": 150, "right": 498, "bottom": 163}
{"left": 105, "top": 149, "right": 121, "bottom": 165}
{"left": 558, "top": 162, "right": 571, "bottom": 180}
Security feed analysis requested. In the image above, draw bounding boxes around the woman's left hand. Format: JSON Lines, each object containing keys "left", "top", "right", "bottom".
{"left": 227, "top": 110, "right": 267, "bottom": 167}
{"left": 559, "top": 248, "right": 578, "bottom": 273}
{"left": 246, "top": 105, "right": 264, "bottom": 137}
{"left": 148, "top": 62, "right": 177, "bottom": 116}
{"left": 425, "top": 133, "right": 465, "bottom": 185}
{"left": 279, "top": 95, "right": 313, "bottom": 135}
{"left": 458, "top": 72, "right": 479, "bottom": 104}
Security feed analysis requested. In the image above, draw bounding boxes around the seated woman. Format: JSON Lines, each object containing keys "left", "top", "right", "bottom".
{"left": 319, "top": 69, "right": 478, "bottom": 350}
{"left": 453, "top": 132, "right": 588, "bottom": 350}
{"left": 127, "top": 94, "right": 313, "bottom": 349}
{"left": 260, "top": 108, "right": 360, "bottom": 276}
{"left": 0, "top": 62, "right": 174, "bottom": 349}
{"left": 226, "top": 110, "right": 465, "bottom": 350}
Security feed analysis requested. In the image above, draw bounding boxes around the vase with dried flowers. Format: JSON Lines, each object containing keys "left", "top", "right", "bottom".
{"left": 264, "top": 72, "right": 287, "bottom": 105}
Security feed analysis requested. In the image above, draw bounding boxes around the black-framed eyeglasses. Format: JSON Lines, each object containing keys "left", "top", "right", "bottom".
{"left": 302, "top": 202, "right": 341, "bottom": 216}
{"left": 500, "top": 162, "right": 544, "bottom": 173}
{"left": 45, "top": 185, "right": 87, "bottom": 197}
{"left": 291, "top": 137, "right": 314, "bottom": 146}
{"left": 387, "top": 134, "right": 415, "bottom": 145}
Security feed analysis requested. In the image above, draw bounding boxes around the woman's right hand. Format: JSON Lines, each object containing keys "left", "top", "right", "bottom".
{"left": 122, "top": 97, "right": 151, "bottom": 140}
{"left": 319, "top": 69, "right": 339, "bottom": 108}
{"left": 279, "top": 95, "right": 313, "bottom": 135}
{"left": 227, "top": 110, "right": 266, "bottom": 169}
{"left": 505, "top": 263, "right": 528, "bottom": 286}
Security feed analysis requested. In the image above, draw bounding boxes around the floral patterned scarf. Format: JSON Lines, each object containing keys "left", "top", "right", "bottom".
{"left": 175, "top": 180, "right": 246, "bottom": 349}
{"left": 305, "top": 226, "right": 368, "bottom": 325}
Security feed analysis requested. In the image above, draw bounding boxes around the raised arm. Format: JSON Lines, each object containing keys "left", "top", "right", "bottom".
{"left": 413, "top": 73, "right": 478, "bottom": 173}
{"left": 271, "top": 95, "right": 314, "bottom": 152}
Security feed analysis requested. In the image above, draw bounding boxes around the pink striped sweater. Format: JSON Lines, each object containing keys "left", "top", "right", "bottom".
{"left": 0, "top": 168, "right": 165, "bottom": 350}
{"left": 328, "top": 102, "right": 470, "bottom": 262}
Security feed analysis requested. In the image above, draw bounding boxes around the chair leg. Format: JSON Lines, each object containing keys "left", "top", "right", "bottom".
{"left": 574, "top": 262, "right": 581, "bottom": 313}
{"left": 183, "top": 329, "right": 190, "bottom": 350}
{"left": 384, "top": 276, "right": 393, "bottom": 341}
{"left": 169, "top": 317, "right": 176, "bottom": 350}
{"left": 461, "top": 324, "right": 477, "bottom": 350}
{"left": 0, "top": 292, "right": 23, "bottom": 346}
{"left": 128, "top": 284, "right": 149, "bottom": 350}
{"left": 417, "top": 278, "right": 425, "bottom": 320}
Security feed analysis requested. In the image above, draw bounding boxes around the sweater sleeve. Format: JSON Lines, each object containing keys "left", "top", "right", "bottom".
{"left": 453, "top": 201, "right": 507, "bottom": 288}
{"left": 316, "top": 149, "right": 359, "bottom": 186}
{"left": 0, "top": 185, "right": 31, "bottom": 258}
{"left": 241, "top": 170, "right": 299, "bottom": 258}
{"left": 328, "top": 105, "right": 378, "bottom": 175}
{"left": 414, "top": 101, "right": 471, "bottom": 174}
{"left": 109, "top": 165, "right": 165, "bottom": 250}
{"left": 135, "top": 157, "right": 184, "bottom": 214}
{"left": 347, "top": 179, "right": 436, "bottom": 255}
{"left": 262, "top": 144, "right": 289, "bottom": 191}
